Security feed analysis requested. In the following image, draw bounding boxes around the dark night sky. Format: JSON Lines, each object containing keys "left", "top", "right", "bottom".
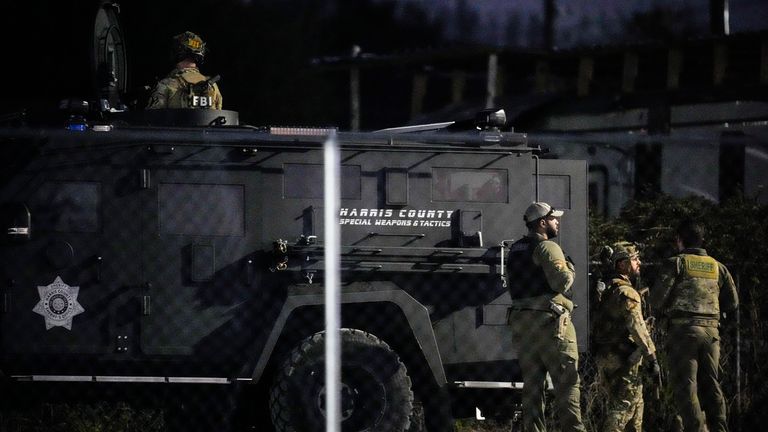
{"left": 391, "top": 0, "right": 768, "bottom": 46}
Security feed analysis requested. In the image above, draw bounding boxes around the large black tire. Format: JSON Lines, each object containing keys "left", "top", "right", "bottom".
{"left": 269, "top": 328, "right": 414, "bottom": 432}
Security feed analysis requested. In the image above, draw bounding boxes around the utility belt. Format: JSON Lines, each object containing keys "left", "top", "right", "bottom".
{"left": 667, "top": 310, "right": 719, "bottom": 328}
{"left": 668, "top": 317, "right": 719, "bottom": 328}
{"left": 508, "top": 302, "right": 570, "bottom": 340}
{"left": 508, "top": 300, "right": 566, "bottom": 315}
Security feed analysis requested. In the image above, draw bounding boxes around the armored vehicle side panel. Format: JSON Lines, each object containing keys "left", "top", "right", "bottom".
{"left": 0, "top": 125, "right": 588, "bottom": 429}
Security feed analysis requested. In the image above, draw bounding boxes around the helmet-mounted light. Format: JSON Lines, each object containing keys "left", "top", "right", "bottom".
{"left": 173, "top": 31, "right": 206, "bottom": 62}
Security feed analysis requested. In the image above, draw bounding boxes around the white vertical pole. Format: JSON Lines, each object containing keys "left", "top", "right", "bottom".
{"left": 350, "top": 45, "right": 361, "bottom": 132}
{"left": 324, "top": 131, "right": 341, "bottom": 432}
{"left": 350, "top": 67, "right": 360, "bottom": 131}
{"left": 485, "top": 53, "right": 498, "bottom": 109}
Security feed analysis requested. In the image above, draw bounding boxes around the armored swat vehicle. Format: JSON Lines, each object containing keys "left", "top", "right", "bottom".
{"left": 0, "top": 2, "right": 589, "bottom": 431}
{"left": 0, "top": 111, "right": 588, "bottom": 431}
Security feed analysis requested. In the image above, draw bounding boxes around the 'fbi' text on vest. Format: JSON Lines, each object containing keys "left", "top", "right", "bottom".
{"left": 191, "top": 96, "right": 213, "bottom": 107}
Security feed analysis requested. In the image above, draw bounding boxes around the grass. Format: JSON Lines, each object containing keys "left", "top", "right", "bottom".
{"left": 0, "top": 402, "right": 164, "bottom": 432}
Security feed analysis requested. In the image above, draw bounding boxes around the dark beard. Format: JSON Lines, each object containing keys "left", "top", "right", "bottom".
{"left": 546, "top": 226, "right": 558, "bottom": 239}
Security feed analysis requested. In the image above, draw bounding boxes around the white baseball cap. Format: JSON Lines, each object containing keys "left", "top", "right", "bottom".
{"left": 524, "top": 202, "right": 564, "bottom": 223}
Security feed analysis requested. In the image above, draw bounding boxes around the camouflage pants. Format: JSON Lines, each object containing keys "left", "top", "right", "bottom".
{"left": 595, "top": 352, "right": 644, "bottom": 432}
{"left": 509, "top": 309, "right": 586, "bottom": 432}
{"left": 666, "top": 324, "right": 728, "bottom": 432}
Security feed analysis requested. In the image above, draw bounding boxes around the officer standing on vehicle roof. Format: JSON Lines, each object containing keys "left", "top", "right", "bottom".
{"left": 651, "top": 219, "right": 738, "bottom": 432}
{"left": 507, "top": 202, "right": 586, "bottom": 432}
{"left": 593, "top": 242, "right": 660, "bottom": 432}
{"left": 147, "top": 31, "right": 223, "bottom": 110}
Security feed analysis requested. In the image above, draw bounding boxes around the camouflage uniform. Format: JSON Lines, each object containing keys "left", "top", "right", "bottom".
{"left": 593, "top": 274, "right": 656, "bottom": 432}
{"left": 651, "top": 248, "right": 738, "bottom": 432}
{"left": 507, "top": 231, "right": 586, "bottom": 432}
{"left": 146, "top": 67, "right": 223, "bottom": 110}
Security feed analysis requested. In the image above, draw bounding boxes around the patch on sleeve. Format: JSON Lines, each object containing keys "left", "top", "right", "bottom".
{"left": 623, "top": 297, "right": 640, "bottom": 312}
{"left": 683, "top": 255, "right": 718, "bottom": 280}
{"left": 617, "top": 286, "right": 641, "bottom": 309}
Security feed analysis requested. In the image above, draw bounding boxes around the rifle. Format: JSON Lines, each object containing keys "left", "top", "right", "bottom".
{"left": 629, "top": 346, "right": 663, "bottom": 400}
{"left": 638, "top": 285, "right": 664, "bottom": 398}
{"left": 191, "top": 74, "right": 221, "bottom": 94}
{"left": 650, "top": 356, "right": 663, "bottom": 400}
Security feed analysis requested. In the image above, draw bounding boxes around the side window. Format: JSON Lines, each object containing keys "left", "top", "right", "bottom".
{"left": 158, "top": 183, "right": 245, "bottom": 236}
{"left": 432, "top": 168, "right": 508, "bottom": 203}
{"left": 283, "top": 164, "right": 361, "bottom": 200}
{"left": 31, "top": 181, "right": 101, "bottom": 233}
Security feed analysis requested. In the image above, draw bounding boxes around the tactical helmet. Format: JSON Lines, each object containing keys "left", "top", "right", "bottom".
{"left": 173, "top": 31, "right": 207, "bottom": 63}
{"left": 610, "top": 241, "right": 639, "bottom": 266}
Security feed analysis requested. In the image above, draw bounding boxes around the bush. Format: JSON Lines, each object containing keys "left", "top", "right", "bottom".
{"left": 587, "top": 194, "right": 768, "bottom": 431}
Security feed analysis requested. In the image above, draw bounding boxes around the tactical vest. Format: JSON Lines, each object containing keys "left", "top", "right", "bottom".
{"left": 168, "top": 69, "right": 219, "bottom": 109}
{"left": 592, "top": 278, "right": 635, "bottom": 347}
{"left": 667, "top": 253, "right": 721, "bottom": 317}
{"left": 506, "top": 237, "right": 550, "bottom": 299}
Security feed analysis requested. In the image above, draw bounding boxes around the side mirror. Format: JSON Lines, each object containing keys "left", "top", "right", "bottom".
{"left": 475, "top": 109, "right": 507, "bottom": 131}
{"left": 1, "top": 203, "right": 31, "bottom": 243}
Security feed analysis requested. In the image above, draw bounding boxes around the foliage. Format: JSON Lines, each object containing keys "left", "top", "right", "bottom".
{"left": 455, "top": 418, "right": 512, "bottom": 431}
{"left": 588, "top": 194, "right": 768, "bottom": 430}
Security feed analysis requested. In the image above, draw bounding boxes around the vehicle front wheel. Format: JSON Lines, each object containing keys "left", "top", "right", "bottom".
{"left": 269, "top": 328, "right": 414, "bottom": 431}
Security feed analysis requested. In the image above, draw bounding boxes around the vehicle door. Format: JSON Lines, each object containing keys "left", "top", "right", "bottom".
{"left": 0, "top": 148, "right": 140, "bottom": 364}
{"left": 139, "top": 164, "right": 262, "bottom": 373}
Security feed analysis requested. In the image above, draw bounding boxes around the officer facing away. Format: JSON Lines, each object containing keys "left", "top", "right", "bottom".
{"left": 593, "top": 242, "right": 660, "bottom": 432}
{"left": 507, "top": 202, "right": 586, "bottom": 432}
{"left": 147, "top": 31, "right": 223, "bottom": 110}
{"left": 651, "top": 219, "right": 739, "bottom": 432}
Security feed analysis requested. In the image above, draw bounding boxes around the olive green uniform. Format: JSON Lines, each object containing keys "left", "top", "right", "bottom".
{"left": 147, "top": 67, "right": 223, "bottom": 110}
{"left": 593, "top": 276, "right": 656, "bottom": 432}
{"left": 508, "top": 232, "right": 586, "bottom": 432}
{"left": 651, "top": 248, "right": 738, "bottom": 432}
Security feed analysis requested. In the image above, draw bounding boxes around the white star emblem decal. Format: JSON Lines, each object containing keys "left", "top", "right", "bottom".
{"left": 32, "top": 276, "right": 85, "bottom": 330}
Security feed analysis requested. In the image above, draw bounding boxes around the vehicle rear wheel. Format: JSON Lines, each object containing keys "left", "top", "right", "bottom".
{"left": 269, "top": 328, "right": 414, "bottom": 431}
